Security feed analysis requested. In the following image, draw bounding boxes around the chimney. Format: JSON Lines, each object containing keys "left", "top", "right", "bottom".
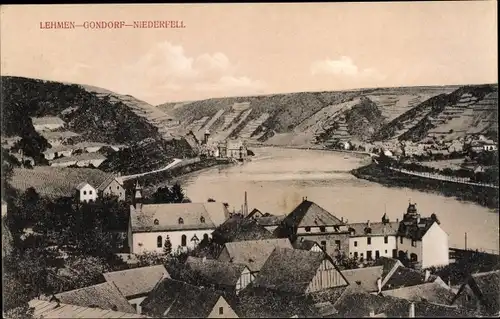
{"left": 377, "top": 277, "right": 382, "bottom": 294}
{"left": 367, "top": 220, "right": 371, "bottom": 227}
{"left": 409, "top": 302, "right": 415, "bottom": 318}
{"left": 425, "top": 269, "right": 431, "bottom": 282}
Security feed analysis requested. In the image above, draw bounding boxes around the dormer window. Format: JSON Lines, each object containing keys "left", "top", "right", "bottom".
{"left": 200, "top": 216, "right": 205, "bottom": 223}
{"left": 319, "top": 226, "right": 326, "bottom": 232}
{"left": 154, "top": 219, "right": 159, "bottom": 225}
{"left": 178, "top": 217, "right": 184, "bottom": 224}
{"left": 305, "top": 226, "right": 311, "bottom": 232}
{"left": 365, "top": 227, "right": 372, "bottom": 234}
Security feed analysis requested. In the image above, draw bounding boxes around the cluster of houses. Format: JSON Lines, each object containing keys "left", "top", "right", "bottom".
{"left": 194, "top": 130, "right": 250, "bottom": 161}
{"left": 24, "top": 188, "right": 499, "bottom": 317}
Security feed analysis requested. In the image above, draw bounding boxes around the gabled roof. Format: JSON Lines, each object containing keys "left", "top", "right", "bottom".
{"left": 292, "top": 238, "right": 322, "bottom": 251}
{"left": 220, "top": 238, "right": 293, "bottom": 273}
{"left": 341, "top": 266, "right": 384, "bottom": 292}
{"left": 203, "top": 202, "right": 231, "bottom": 225}
{"left": 334, "top": 292, "right": 472, "bottom": 318}
{"left": 54, "top": 282, "right": 135, "bottom": 313}
{"left": 75, "top": 182, "right": 93, "bottom": 191}
{"left": 253, "top": 248, "right": 348, "bottom": 294}
{"left": 373, "top": 257, "right": 403, "bottom": 281}
{"left": 102, "top": 265, "right": 170, "bottom": 298}
{"left": 247, "top": 208, "right": 264, "bottom": 219}
{"left": 28, "top": 299, "right": 150, "bottom": 318}
{"left": 347, "top": 222, "right": 399, "bottom": 237}
{"left": 467, "top": 270, "right": 500, "bottom": 315}
{"left": 281, "top": 200, "right": 345, "bottom": 228}
{"left": 212, "top": 216, "right": 275, "bottom": 244}
{"left": 382, "top": 281, "right": 455, "bottom": 305}
{"left": 185, "top": 256, "right": 248, "bottom": 287}
{"left": 96, "top": 175, "right": 122, "bottom": 191}
{"left": 254, "top": 215, "right": 285, "bottom": 227}
{"left": 398, "top": 217, "right": 437, "bottom": 241}
{"left": 236, "top": 287, "right": 320, "bottom": 318}
{"left": 140, "top": 278, "right": 225, "bottom": 318}
{"left": 131, "top": 203, "right": 219, "bottom": 232}
{"left": 382, "top": 267, "right": 438, "bottom": 291}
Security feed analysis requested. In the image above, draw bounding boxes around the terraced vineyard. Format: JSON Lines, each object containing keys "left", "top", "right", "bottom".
{"left": 239, "top": 113, "right": 271, "bottom": 139}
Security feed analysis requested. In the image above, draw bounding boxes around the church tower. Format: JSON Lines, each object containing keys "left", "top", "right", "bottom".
{"left": 134, "top": 181, "right": 143, "bottom": 211}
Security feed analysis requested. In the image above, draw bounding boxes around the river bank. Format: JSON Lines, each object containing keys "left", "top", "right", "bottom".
{"left": 246, "top": 142, "right": 372, "bottom": 158}
{"left": 351, "top": 163, "right": 499, "bottom": 209}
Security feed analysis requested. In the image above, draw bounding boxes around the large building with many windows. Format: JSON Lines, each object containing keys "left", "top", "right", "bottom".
{"left": 128, "top": 184, "right": 230, "bottom": 255}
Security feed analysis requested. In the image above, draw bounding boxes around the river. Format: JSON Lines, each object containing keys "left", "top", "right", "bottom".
{"left": 179, "top": 147, "right": 499, "bottom": 252}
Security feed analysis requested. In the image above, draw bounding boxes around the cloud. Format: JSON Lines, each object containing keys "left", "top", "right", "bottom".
{"left": 311, "top": 56, "right": 385, "bottom": 80}
{"left": 195, "top": 76, "right": 266, "bottom": 95}
{"left": 195, "top": 52, "right": 231, "bottom": 72}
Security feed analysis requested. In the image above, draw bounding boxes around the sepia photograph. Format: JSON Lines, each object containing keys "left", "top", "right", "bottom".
{"left": 1, "top": 2, "right": 498, "bottom": 318}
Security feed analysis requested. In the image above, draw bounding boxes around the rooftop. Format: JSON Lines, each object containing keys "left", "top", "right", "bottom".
{"left": 341, "top": 266, "right": 384, "bottom": 292}
{"left": 28, "top": 299, "right": 150, "bottom": 318}
{"left": 280, "top": 200, "right": 346, "bottom": 229}
{"left": 347, "top": 221, "right": 399, "bottom": 237}
{"left": 130, "top": 202, "right": 230, "bottom": 232}
{"left": 212, "top": 216, "right": 275, "bottom": 244}
{"left": 253, "top": 248, "right": 348, "bottom": 295}
{"left": 469, "top": 270, "right": 500, "bottom": 315}
{"left": 102, "top": 265, "right": 170, "bottom": 297}
{"left": 31, "top": 116, "right": 65, "bottom": 126}
{"left": 50, "top": 152, "right": 107, "bottom": 164}
{"left": 382, "top": 281, "right": 455, "bottom": 305}
{"left": 54, "top": 282, "right": 135, "bottom": 314}
{"left": 382, "top": 267, "right": 438, "bottom": 291}
{"left": 185, "top": 256, "right": 249, "bottom": 287}
{"left": 220, "top": 238, "right": 293, "bottom": 273}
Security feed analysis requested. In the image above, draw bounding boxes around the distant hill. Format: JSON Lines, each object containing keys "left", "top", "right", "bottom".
{"left": 1, "top": 76, "right": 194, "bottom": 172}
{"left": 157, "top": 85, "right": 467, "bottom": 146}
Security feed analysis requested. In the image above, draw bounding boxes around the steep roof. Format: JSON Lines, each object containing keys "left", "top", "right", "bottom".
{"left": 253, "top": 248, "right": 348, "bottom": 294}
{"left": 10, "top": 167, "right": 116, "bottom": 199}
{"left": 54, "top": 282, "right": 135, "bottom": 313}
{"left": 254, "top": 215, "right": 285, "bottom": 227}
{"left": 140, "top": 278, "right": 225, "bottom": 318}
{"left": 203, "top": 202, "right": 231, "bottom": 225}
{"left": 212, "top": 216, "right": 275, "bottom": 244}
{"left": 28, "top": 299, "right": 150, "bottom": 318}
{"left": 185, "top": 256, "right": 248, "bottom": 287}
{"left": 373, "top": 257, "right": 404, "bottom": 280}
{"left": 334, "top": 292, "right": 472, "bottom": 318}
{"left": 398, "top": 217, "right": 438, "bottom": 241}
{"left": 102, "top": 265, "right": 170, "bottom": 298}
{"left": 220, "top": 238, "right": 293, "bottom": 273}
{"left": 347, "top": 221, "right": 399, "bottom": 237}
{"left": 247, "top": 208, "right": 264, "bottom": 219}
{"left": 281, "top": 200, "right": 345, "bottom": 228}
{"left": 236, "top": 287, "right": 320, "bottom": 318}
{"left": 382, "top": 281, "right": 455, "bottom": 305}
{"left": 341, "top": 266, "right": 384, "bottom": 292}
{"left": 130, "top": 203, "right": 219, "bottom": 232}
{"left": 469, "top": 270, "right": 500, "bottom": 315}
{"left": 382, "top": 267, "right": 438, "bottom": 291}
{"left": 75, "top": 182, "right": 93, "bottom": 191}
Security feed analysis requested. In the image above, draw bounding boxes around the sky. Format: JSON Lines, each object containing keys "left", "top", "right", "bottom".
{"left": 1, "top": 2, "right": 497, "bottom": 105}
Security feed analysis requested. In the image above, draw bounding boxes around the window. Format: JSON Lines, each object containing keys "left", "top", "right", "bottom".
{"left": 83, "top": 191, "right": 87, "bottom": 195}
{"left": 219, "top": 307, "right": 224, "bottom": 315}
{"left": 320, "top": 240, "right": 327, "bottom": 251}
{"left": 200, "top": 216, "right": 205, "bottom": 223}
{"left": 410, "top": 253, "right": 418, "bottom": 262}
{"left": 385, "top": 250, "right": 388, "bottom": 254}
{"left": 384, "top": 236, "right": 388, "bottom": 244}
{"left": 375, "top": 250, "right": 380, "bottom": 259}
{"left": 178, "top": 217, "right": 184, "bottom": 224}
{"left": 354, "top": 241, "right": 358, "bottom": 247}
{"left": 367, "top": 237, "right": 371, "bottom": 245}
{"left": 335, "top": 240, "right": 341, "bottom": 251}
{"left": 411, "top": 240, "right": 417, "bottom": 247}
{"left": 181, "top": 235, "right": 187, "bottom": 246}
{"left": 305, "top": 226, "right": 311, "bottom": 232}
{"left": 367, "top": 250, "right": 372, "bottom": 261}
{"left": 117, "top": 186, "right": 120, "bottom": 190}
{"left": 465, "top": 294, "right": 471, "bottom": 302}
{"left": 154, "top": 219, "right": 159, "bottom": 225}
{"left": 89, "top": 190, "right": 93, "bottom": 195}
{"left": 157, "top": 236, "right": 162, "bottom": 248}
{"left": 354, "top": 252, "right": 358, "bottom": 258}
{"left": 400, "top": 237, "right": 403, "bottom": 244}
{"left": 319, "top": 226, "right": 326, "bottom": 232}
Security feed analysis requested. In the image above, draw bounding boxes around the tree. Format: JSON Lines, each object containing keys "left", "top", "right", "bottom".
{"left": 152, "top": 186, "right": 174, "bottom": 204}
{"left": 171, "top": 183, "right": 185, "bottom": 203}
{"left": 163, "top": 236, "right": 172, "bottom": 255}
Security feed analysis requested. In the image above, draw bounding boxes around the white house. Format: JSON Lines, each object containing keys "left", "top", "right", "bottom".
{"left": 31, "top": 116, "right": 65, "bottom": 132}
{"left": 347, "top": 215, "right": 399, "bottom": 262}
{"left": 128, "top": 185, "right": 230, "bottom": 255}
{"left": 396, "top": 204, "right": 449, "bottom": 269}
{"left": 76, "top": 182, "right": 98, "bottom": 202}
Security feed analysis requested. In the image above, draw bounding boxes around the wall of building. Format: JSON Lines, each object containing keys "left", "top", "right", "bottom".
{"left": 349, "top": 235, "right": 397, "bottom": 260}
{"left": 297, "top": 232, "right": 350, "bottom": 257}
{"left": 296, "top": 225, "right": 348, "bottom": 235}
{"left": 129, "top": 296, "right": 147, "bottom": 314}
{"left": 34, "top": 123, "right": 64, "bottom": 132}
{"left": 131, "top": 229, "right": 214, "bottom": 254}
{"left": 207, "top": 296, "right": 239, "bottom": 318}
{"left": 396, "top": 235, "right": 423, "bottom": 264}
{"left": 78, "top": 184, "right": 97, "bottom": 202}
{"left": 421, "top": 223, "right": 449, "bottom": 269}
{"left": 306, "top": 259, "right": 348, "bottom": 293}
{"left": 102, "top": 179, "right": 126, "bottom": 201}
{"left": 235, "top": 267, "right": 255, "bottom": 294}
